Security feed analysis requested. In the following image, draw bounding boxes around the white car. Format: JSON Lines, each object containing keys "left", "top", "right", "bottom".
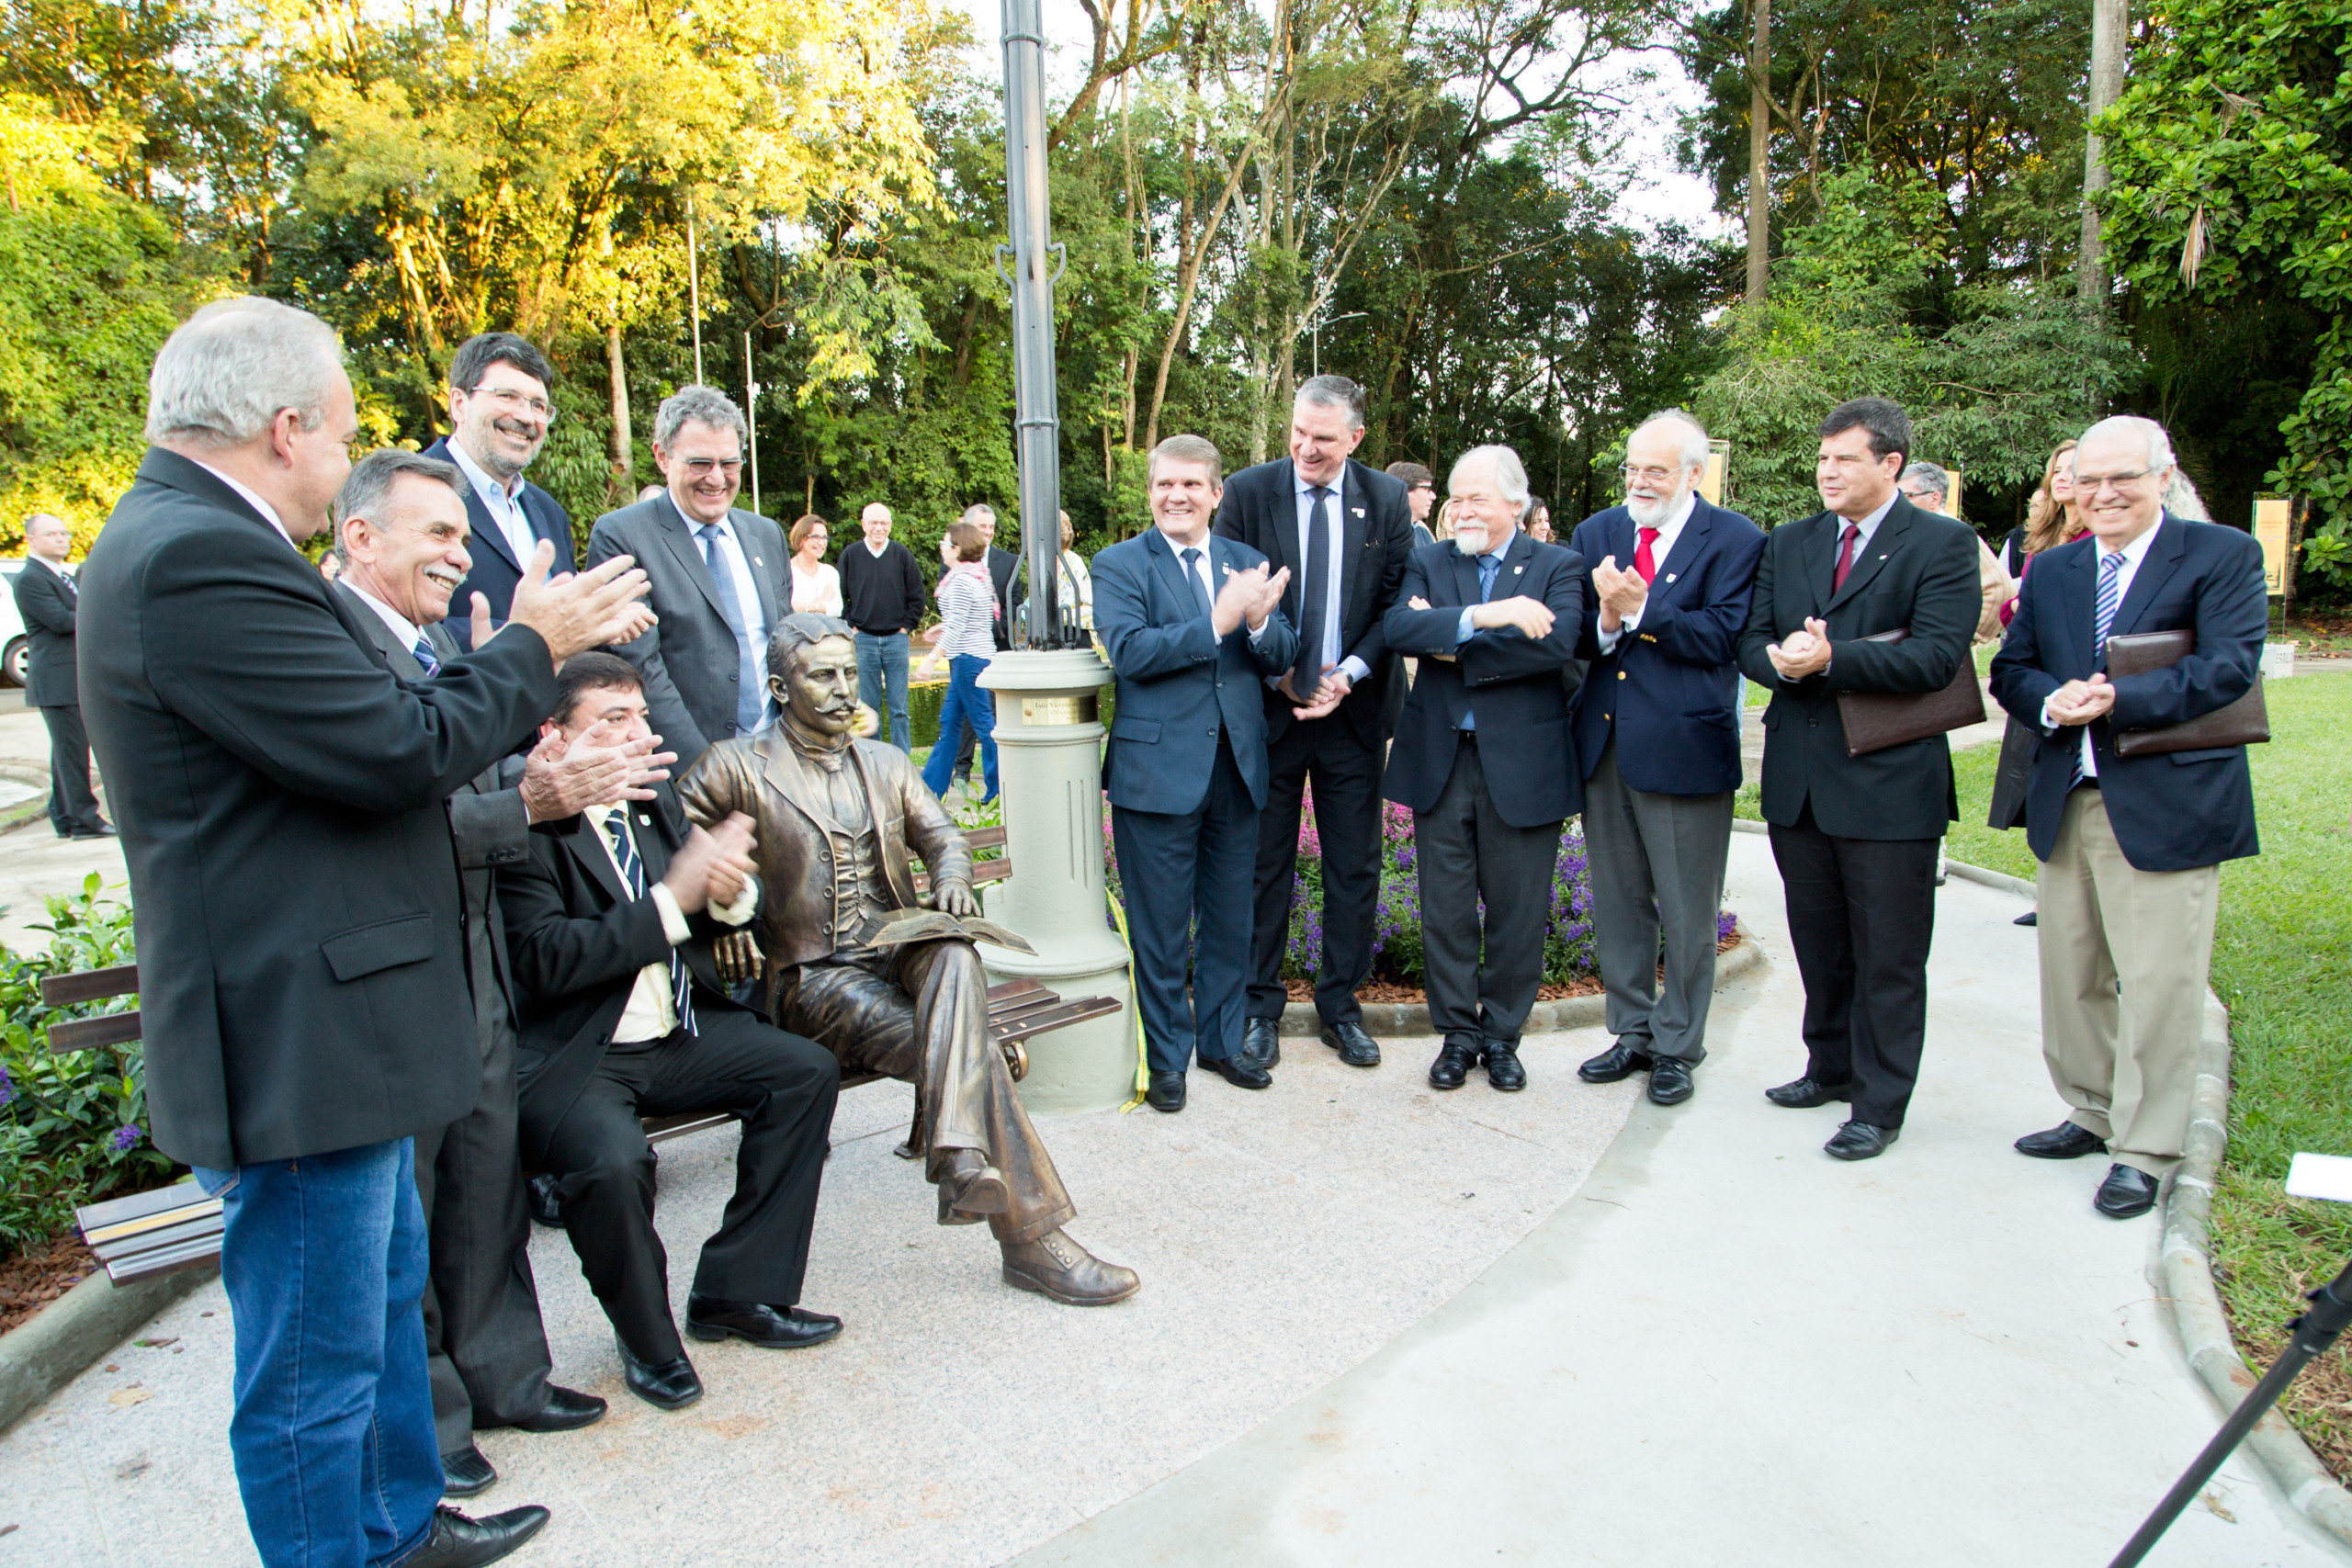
{"left": 0, "top": 558, "right": 26, "bottom": 686}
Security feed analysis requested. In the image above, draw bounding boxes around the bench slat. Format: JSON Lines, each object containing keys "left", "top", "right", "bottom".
{"left": 40, "top": 964, "right": 139, "bottom": 1008}
{"left": 105, "top": 1233, "right": 228, "bottom": 1285}
{"left": 995, "top": 996, "right": 1123, "bottom": 1045}
{"left": 986, "top": 978, "right": 1047, "bottom": 1004}
{"left": 48, "top": 1010, "right": 144, "bottom": 1054}
{"left": 76, "top": 1178, "right": 209, "bottom": 1232}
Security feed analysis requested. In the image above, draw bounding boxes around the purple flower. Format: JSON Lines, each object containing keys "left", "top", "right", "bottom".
{"left": 110, "top": 1123, "right": 143, "bottom": 1154}
{"left": 0, "top": 1066, "right": 14, "bottom": 1108}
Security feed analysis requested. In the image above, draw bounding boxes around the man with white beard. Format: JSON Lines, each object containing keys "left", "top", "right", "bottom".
{"left": 1567, "top": 411, "right": 1766, "bottom": 1106}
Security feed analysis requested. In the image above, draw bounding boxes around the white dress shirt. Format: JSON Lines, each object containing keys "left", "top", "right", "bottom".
{"left": 342, "top": 579, "right": 425, "bottom": 653}
{"left": 1596, "top": 489, "right": 1699, "bottom": 654}
{"left": 189, "top": 460, "right": 295, "bottom": 547}
{"left": 692, "top": 513, "right": 774, "bottom": 729}
{"left": 447, "top": 439, "right": 539, "bottom": 572}
{"left": 1284, "top": 469, "right": 1371, "bottom": 687}
{"left": 587, "top": 801, "right": 757, "bottom": 1043}
{"left": 2041, "top": 523, "right": 2161, "bottom": 779}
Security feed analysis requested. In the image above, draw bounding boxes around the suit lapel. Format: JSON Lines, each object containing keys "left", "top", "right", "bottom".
{"left": 1338, "top": 461, "right": 1368, "bottom": 623}
{"left": 1825, "top": 500, "right": 1912, "bottom": 613}
{"left": 2109, "top": 514, "right": 2186, "bottom": 639}
{"left": 1649, "top": 502, "right": 1715, "bottom": 608}
{"left": 333, "top": 582, "right": 425, "bottom": 677}
{"left": 1145, "top": 529, "right": 1201, "bottom": 623}
{"left": 1450, "top": 542, "right": 1483, "bottom": 606}
{"left": 564, "top": 811, "right": 630, "bottom": 908}
{"left": 429, "top": 438, "right": 524, "bottom": 576}
{"left": 425, "top": 621, "right": 461, "bottom": 665}
{"left": 1804, "top": 514, "right": 1839, "bottom": 615}
{"left": 737, "top": 514, "right": 781, "bottom": 626}
{"left": 654, "top": 494, "right": 730, "bottom": 621}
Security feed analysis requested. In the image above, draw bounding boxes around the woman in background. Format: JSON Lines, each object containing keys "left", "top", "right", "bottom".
{"left": 918, "top": 520, "right": 1000, "bottom": 804}
{"left": 787, "top": 513, "right": 843, "bottom": 615}
{"left": 1057, "top": 510, "right": 1094, "bottom": 632}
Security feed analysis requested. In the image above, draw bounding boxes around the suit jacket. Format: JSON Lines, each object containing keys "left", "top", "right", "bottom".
{"left": 1734, "top": 496, "right": 1983, "bottom": 840}
{"left": 1381, "top": 531, "right": 1587, "bottom": 828}
{"left": 14, "top": 557, "right": 78, "bottom": 707}
{"left": 419, "top": 436, "right": 575, "bottom": 651}
{"left": 498, "top": 782, "right": 753, "bottom": 1163}
{"left": 78, "top": 447, "right": 560, "bottom": 1169}
{"left": 1212, "top": 457, "right": 1413, "bottom": 747}
{"left": 1988, "top": 515, "right": 2265, "bottom": 871}
{"left": 1568, "top": 498, "right": 1767, "bottom": 795}
{"left": 338, "top": 585, "right": 534, "bottom": 1047}
{"left": 584, "top": 493, "right": 788, "bottom": 771}
{"left": 676, "top": 731, "right": 970, "bottom": 974}
{"left": 1093, "top": 529, "right": 1299, "bottom": 815}
{"left": 987, "top": 545, "right": 1018, "bottom": 650}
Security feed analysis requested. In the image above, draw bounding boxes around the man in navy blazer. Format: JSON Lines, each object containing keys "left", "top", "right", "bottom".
{"left": 422, "top": 333, "right": 577, "bottom": 650}
{"left": 1096, "top": 434, "right": 1297, "bottom": 1112}
{"left": 1567, "top": 412, "right": 1764, "bottom": 1107}
{"left": 1988, "top": 415, "right": 2265, "bottom": 1219}
{"left": 1384, "top": 446, "right": 1584, "bottom": 1093}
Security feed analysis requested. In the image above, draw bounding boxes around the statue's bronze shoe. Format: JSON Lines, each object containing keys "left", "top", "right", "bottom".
{"left": 1001, "top": 1229, "right": 1141, "bottom": 1306}
{"left": 936, "top": 1148, "right": 1010, "bottom": 1225}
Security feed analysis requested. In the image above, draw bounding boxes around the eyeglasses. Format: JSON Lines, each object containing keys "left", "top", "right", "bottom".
{"left": 1620, "top": 465, "right": 1685, "bottom": 483}
{"left": 678, "top": 457, "right": 744, "bottom": 479}
{"left": 2073, "top": 468, "right": 2155, "bottom": 493}
{"left": 468, "top": 386, "right": 557, "bottom": 423}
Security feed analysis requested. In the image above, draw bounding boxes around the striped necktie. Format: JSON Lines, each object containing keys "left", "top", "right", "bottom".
{"left": 602, "top": 809, "right": 696, "bottom": 1036}
{"left": 2093, "top": 549, "right": 2125, "bottom": 659}
{"left": 411, "top": 635, "right": 441, "bottom": 677}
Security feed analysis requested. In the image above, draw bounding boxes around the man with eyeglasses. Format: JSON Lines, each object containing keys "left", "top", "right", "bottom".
{"left": 1568, "top": 411, "right": 1765, "bottom": 1109}
{"left": 424, "top": 333, "right": 578, "bottom": 649}
{"left": 586, "top": 386, "right": 789, "bottom": 773}
{"left": 1989, "top": 416, "right": 2265, "bottom": 1220}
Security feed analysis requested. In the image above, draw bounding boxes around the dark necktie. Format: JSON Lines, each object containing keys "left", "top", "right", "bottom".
{"left": 1292, "top": 486, "right": 1333, "bottom": 697}
{"left": 603, "top": 809, "right": 696, "bottom": 1036}
{"left": 1179, "top": 547, "right": 1214, "bottom": 621}
{"left": 696, "top": 522, "right": 764, "bottom": 737}
{"left": 411, "top": 635, "right": 440, "bottom": 677}
{"left": 1832, "top": 522, "right": 1862, "bottom": 592}
{"left": 1477, "top": 552, "right": 1501, "bottom": 604}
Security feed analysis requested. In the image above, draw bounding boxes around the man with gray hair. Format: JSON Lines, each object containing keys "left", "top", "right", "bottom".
{"left": 1568, "top": 411, "right": 1765, "bottom": 1106}
{"left": 1990, "top": 414, "right": 2266, "bottom": 1219}
{"left": 12, "top": 510, "right": 111, "bottom": 838}
{"left": 80, "top": 295, "right": 653, "bottom": 1568}
{"left": 1899, "top": 460, "right": 1951, "bottom": 513}
{"left": 587, "top": 385, "right": 790, "bottom": 772}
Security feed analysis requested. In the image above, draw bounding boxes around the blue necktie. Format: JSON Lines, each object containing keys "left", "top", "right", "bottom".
{"left": 2093, "top": 549, "right": 2124, "bottom": 659}
{"left": 1180, "top": 547, "right": 1215, "bottom": 621}
{"left": 604, "top": 810, "right": 696, "bottom": 1036}
{"left": 696, "top": 523, "right": 765, "bottom": 737}
{"left": 411, "top": 635, "right": 440, "bottom": 677}
{"left": 1477, "top": 552, "right": 1501, "bottom": 604}
{"left": 1292, "top": 487, "right": 1333, "bottom": 695}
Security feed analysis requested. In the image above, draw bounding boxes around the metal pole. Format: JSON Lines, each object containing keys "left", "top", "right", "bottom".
{"left": 1001, "top": 0, "right": 1066, "bottom": 648}
{"left": 744, "top": 332, "right": 761, "bottom": 517}
{"left": 686, "top": 191, "right": 705, "bottom": 384}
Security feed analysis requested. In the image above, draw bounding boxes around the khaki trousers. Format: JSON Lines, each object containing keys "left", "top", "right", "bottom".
{"left": 2036, "top": 789, "right": 2219, "bottom": 1178}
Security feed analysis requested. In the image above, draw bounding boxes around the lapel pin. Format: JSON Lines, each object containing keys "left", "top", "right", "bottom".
{"left": 1666, "top": 573, "right": 1677, "bottom": 583}
{"left": 637, "top": 814, "right": 650, "bottom": 826}
{"left": 1351, "top": 506, "right": 1365, "bottom": 518}
{"left": 1512, "top": 565, "right": 1523, "bottom": 574}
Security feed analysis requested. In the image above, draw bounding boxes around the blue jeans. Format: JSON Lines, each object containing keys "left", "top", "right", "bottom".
{"left": 195, "top": 1139, "right": 443, "bottom": 1568}
{"left": 855, "top": 631, "right": 911, "bottom": 753}
{"left": 922, "top": 654, "right": 998, "bottom": 803}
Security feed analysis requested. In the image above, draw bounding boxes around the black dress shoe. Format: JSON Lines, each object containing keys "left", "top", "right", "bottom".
{"left": 526, "top": 1172, "right": 563, "bottom": 1228}
{"left": 1321, "top": 1021, "right": 1382, "bottom": 1067}
{"left": 1205, "top": 1055, "right": 1272, "bottom": 1089}
{"left": 1647, "top": 1057, "right": 1695, "bottom": 1105}
{"left": 1429, "top": 1040, "right": 1478, "bottom": 1090}
{"left": 1765, "top": 1075, "right": 1854, "bottom": 1109}
{"left": 616, "top": 1337, "right": 702, "bottom": 1410}
{"left": 1578, "top": 1042, "right": 1653, "bottom": 1083}
{"left": 1483, "top": 1042, "right": 1526, "bottom": 1091}
{"left": 1824, "top": 1120, "right": 1899, "bottom": 1160}
{"left": 1146, "top": 1069, "right": 1186, "bottom": 1112}
{"left": 441, "top": 1444, "right": 495, "bottom": 1498}
{"left": 2095, "top": 1163, "right": 2161, "bottom": 1218}
{"left": 686, "top": 1294, "right": 844, "bottom": 1349}
{"left": 1240, "top": 1018, "right": 1282, "bottom": 1071}
{"left": 2014, "top": 1122, "right": 2108, "bottom": 1160}
{"left": 401, "top": 1505, "right": 550, "bottom": 1568}
{"left": 71, "top": 822, "right": 119, "bottom": 839}
{"left": 2014, "top": 910, "right": 2039, "bottom": 927}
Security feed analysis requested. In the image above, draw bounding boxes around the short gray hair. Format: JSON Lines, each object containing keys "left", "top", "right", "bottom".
{"left": 766, "top": 612, "right": 857, "bottom": 681}
{"left": 1633, "top": 410, "right": 1711, "bottom": 472}
{"left": 1149, "top": 434, "right": 1224, "bottom": 486}
{"left": 145, "top": 297, "right": 345, "bottom": 451}
{"left": 1448, "top": 445, "right": 1530, "bottom": 509}
{"left": 959, "top": 503, "right": 997, "bottom": 529}
{"left": 652, "top": 385, "right": 748, "bottom": 450}
{"left": 1901, "top": 461, "right": 1951, "bottom": 504}
{"left": 2079, "top": 414, "right": 2177, "bottom": 475}
{"left": 332, "top": 450, "right": 465, "bottom": 565}
{"left": 1295, "top": 374, "right": 1367, "bottom": 432}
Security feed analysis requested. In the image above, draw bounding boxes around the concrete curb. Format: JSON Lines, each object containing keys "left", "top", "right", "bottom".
{"left": 1278, "top": 928, "right": 1763, "bottom": 1040}
{"left": 0, "top": 1262, "right": 216, "bottom": 1437}
{"left": 2160, "top": 996, "right": 2352, "bottom": 1549}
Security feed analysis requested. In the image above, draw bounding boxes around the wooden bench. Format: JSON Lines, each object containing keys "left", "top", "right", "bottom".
{"left": 44, "top": 828, "right": 1123, "bottom": 1284}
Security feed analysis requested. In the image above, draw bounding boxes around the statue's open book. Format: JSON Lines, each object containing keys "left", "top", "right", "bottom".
{"left": 852, "top": 908, "right": 1037, "bottom": 956}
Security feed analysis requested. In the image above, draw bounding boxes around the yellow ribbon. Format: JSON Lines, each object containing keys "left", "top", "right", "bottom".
{"left": 1105, "top": 894, "right": 1150, "bottom": 1111}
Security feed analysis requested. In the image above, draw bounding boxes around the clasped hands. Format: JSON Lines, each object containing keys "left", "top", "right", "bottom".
{"left": 2044, "top": 672, "right": 2116, "bottom": 727}
{"left": 1590, "top": 556, "right": 1648, "bottom": 632}
{"left": 1212, "top": 560, "right": 1291, "bottom": 639}
{"left": 519, "top": 718, "right": 677, "bottom": 823}
{"left": 1404, "top": 592, "right": 1555, "bottom": 662}
{"left": 662, "top": 810, "right": 759, "bottom": 915}
{"left": 1766, "top": 616, "right": 1834, "bottom": 681}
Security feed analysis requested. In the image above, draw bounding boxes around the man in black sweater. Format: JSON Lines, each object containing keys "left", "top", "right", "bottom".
{"left": 839, "top": 502, "right": 928, "bottom": 753}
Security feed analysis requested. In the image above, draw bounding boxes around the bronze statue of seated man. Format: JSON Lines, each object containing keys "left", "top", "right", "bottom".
{"left": 678, "top": 613, "right": 1138, "bottom": 1306}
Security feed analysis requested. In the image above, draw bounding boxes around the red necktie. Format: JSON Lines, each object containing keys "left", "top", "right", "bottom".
{"left": 1634, "top": 527, "right": 1659, "bottom": 583}
{"left": 1832, "top": 523, "right": 1860, "bottom": 591}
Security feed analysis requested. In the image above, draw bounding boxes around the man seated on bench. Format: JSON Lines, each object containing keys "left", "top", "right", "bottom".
{"left": 679, "top": 613, "right": 1140, "bottom": 1306}
{"left": 501, "top": 653, "right": 843, "bottom": 1410}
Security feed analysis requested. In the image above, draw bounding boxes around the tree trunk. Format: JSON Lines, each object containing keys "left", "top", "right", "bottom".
{"left": 605, "top": 322, "right": 633, "bottom": 505}
{"left": 2076, "top": 0, "right": 2128, "bottom": 305}
{"left": 1746, "top": 0, "right": 1771, "bottom": 307}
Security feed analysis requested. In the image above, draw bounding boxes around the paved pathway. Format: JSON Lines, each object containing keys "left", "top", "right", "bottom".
{"left": 0, "top": 708, "right": 121, "bottom": 954}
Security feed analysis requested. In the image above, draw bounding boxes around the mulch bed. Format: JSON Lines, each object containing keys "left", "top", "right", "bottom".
{"left": 0, "top": 1233, "right": 99, "bottom": 1336}
{"left": 1283, "top": 931, "right": 1741, "bottom": 1006}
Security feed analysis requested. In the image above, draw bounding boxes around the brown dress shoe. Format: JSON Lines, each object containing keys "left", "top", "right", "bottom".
{"left": 1001, "top": 1229, "right": 1141, "bottom": 1305}
{"left": 936, "top": 1148, "right": 1010, "bottom": 1224}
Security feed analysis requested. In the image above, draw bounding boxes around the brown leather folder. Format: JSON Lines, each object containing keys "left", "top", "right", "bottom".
{"left": 2105, "top": 629, "right": 2270, "bottom": 756}
{"left": 1835, "top": 628, "right": 1987, "bottom": 757}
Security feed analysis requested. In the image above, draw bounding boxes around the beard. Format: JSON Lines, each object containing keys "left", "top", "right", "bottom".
{"left": 1626, "top": 486, "right": 1683, "bottom": 530}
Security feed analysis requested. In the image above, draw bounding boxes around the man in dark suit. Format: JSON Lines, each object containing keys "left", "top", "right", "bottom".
{"left": 586, "top": 385, "right": 788, "bottom": 773}
{"left": 422, "top": 332, "right": 577, "bottom": 650}
{"left": 332, "top": 449, "right": 671, "bottom": 1495}
{"left": 14, "top": 512, "right": 110, "bottom": 837}
{"left": 1382, "top": 446, "right": 1584, "bottom": 1093}
{"left": 1212, "top": 375, "right": 1413, "bottom": 1074}
{"left": 1736, "top": 397, "right": 1982, "bottom": 1162}
{"left": 501, "top": 655, "right": 842, "bottom": 1409}
{"left": 80, "top": 296, "right": 651, "bottom": 1568}
{"left": 1569, "top": 412, "right": 1766, "bottom": 1106}
{"left": 1989, "top": 415, "right": 2266, "bottom": 1218}
{"left": 1095, "top": 434, "right": 1297, "bottom": 1112}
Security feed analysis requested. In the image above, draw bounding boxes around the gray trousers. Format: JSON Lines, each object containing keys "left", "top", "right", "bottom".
{"left": 1582, "top": 739, "right": 1734, "bottom": 1065}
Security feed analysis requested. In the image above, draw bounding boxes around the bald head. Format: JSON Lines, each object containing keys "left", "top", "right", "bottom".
{"left": 22, "top": 513, "right": 70, "bottom": 563}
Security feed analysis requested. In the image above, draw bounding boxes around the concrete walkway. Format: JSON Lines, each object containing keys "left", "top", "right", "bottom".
{"left": 0, "top": 707, "right": 121, "bottom": 954}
